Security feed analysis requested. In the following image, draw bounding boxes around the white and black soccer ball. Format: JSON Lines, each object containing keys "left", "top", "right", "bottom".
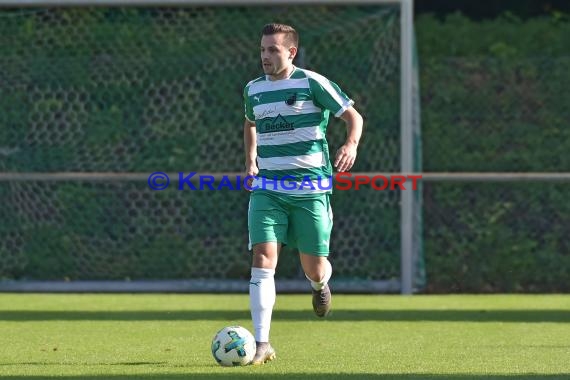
{"left": 211, "top": 325, "right": 256, "bottom": 366}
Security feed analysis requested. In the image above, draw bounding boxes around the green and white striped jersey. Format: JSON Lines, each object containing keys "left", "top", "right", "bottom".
{"left": 243, "top": 66, "right": 354, "bottom": 195}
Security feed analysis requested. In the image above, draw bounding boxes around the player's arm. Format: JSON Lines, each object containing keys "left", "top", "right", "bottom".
{"left": 307, "top": 73, "right": 363, "bottom": 172}
{"left": 335, "top": 106, "right": 363, "bottom": 172}
{"left": 244, "top": 118, "right": 258, "bottom": 189}
{"left": 243, "top": 83, "right": 258, "bottom": 187}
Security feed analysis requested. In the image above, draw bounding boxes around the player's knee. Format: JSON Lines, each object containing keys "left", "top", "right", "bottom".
{"left": 302, "top": 257, "right": 332, "bottom": 282}
{"left": 311, "top": 259, "right": 333, "bottom": 282}
{"left": 252, "top": 255, "right": 275, "bottom": 269}
{"left": 252, "top": 246, "right": 279, "bottom": 269}
{"left": 305, "top": 266, "right": 327, "bottom": 283}
{"left": 310, "top": 271, "right": 326, "bottom": 283}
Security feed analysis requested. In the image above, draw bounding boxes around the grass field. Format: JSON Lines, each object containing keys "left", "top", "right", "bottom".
{"left": 0, "top": 293, "right": 568, "bottom": 379}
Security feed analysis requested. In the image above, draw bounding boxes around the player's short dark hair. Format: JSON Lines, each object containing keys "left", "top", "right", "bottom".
{"left": 261, "top": 23, "right": 299, "bottom": 47}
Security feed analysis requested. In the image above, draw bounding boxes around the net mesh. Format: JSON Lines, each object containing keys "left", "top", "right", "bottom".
{"left": 0, "top": 5, "right": 423, "bottom": 288}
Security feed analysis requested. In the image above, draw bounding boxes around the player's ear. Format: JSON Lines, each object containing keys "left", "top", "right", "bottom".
{"left": 288, "top": 46, "right": 297, "bottom": 60}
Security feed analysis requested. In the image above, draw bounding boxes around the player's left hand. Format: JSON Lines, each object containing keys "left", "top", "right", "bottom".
{"left": 334, "top": 142, "right": 358, "bottom": 172}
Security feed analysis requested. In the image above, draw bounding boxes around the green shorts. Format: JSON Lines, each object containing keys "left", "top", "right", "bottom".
{"left": 248, "top": 191, "right": 333, "bottom": 256}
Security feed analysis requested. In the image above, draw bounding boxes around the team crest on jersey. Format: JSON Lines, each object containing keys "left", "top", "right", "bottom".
{"left": 285, "top": 92, "right": 297, "bottom": 106}
{"left": 259, "top": 114, "right": 294, "bottom": 134}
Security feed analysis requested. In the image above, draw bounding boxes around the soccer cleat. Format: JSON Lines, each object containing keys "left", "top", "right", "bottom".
{"left": 250, "top": 342, "right": 276, "bottom": 365}
{"left": 312, "top": 283, "right": 332, "bottom": 317}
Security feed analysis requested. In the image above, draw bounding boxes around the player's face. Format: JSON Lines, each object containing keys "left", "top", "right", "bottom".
{"left": 260, "top": 33, "right": 295, "bottom": 80}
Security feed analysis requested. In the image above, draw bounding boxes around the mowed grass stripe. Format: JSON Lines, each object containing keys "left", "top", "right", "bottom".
{"left": 0, "top": 294, "right": 568, "bottom": 378}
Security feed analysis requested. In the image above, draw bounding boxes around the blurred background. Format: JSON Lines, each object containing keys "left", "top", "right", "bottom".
{"left": 0, "top": 0, "right": 568, "bottom": 294}
{"left": 416, "top": 0, "right": 569, "bottom": 292}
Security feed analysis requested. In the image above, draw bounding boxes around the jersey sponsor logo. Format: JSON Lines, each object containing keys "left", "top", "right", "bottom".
{"left": 256, "top": 106, "right": 277, "bottom": 119}
{"left": 259, "top": 114, "right": 294, "bottom": 134}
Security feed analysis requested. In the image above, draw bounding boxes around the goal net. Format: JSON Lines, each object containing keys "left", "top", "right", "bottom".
{"left": 0, "top": 2, "right": 423, "bottom": 292}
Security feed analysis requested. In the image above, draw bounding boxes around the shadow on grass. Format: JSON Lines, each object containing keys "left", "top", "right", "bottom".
{"left": 0, "top": 362, "right": 167, "bottom": 366}
{"left": 0, "top": 309, "right": 568, "bottom": 322}
{"left": 0, "top": 373, "right": 568, "bottom": 380}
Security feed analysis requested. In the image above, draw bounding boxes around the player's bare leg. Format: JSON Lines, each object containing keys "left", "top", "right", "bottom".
{"left": 300, "top": 253, "right": 332, "bottom": 317}
{"left": 250, "top": 242, "right": 279, "bottom": 365}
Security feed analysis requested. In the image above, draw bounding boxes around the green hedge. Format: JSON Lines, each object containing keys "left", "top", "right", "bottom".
{"left": 416, "top": 13, "right": 570, "bottom": 292}
{"left": 417, "top": 12, "right": 570, "bottom": 58}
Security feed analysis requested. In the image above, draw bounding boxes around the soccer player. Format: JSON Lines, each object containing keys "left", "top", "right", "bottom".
{"left": 243, "top": 23, "right": 363, "bottom": 365}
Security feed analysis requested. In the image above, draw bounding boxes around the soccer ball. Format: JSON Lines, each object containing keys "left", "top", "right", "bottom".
{"left": 211, "top": 325, "right": 256, "bottom": 366}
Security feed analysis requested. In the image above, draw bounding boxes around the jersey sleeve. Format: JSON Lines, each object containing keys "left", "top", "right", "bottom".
{"left": 243, "top": 85, "right": 255, "bottom": 122}
{"left": 308, "top": 74, "right": 354, "bottom": 117}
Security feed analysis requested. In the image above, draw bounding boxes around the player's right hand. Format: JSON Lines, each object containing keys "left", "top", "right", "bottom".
{"left": 244, "top": 163, "right": 259, "bottom": 192}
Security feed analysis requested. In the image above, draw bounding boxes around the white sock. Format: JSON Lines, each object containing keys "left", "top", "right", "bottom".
{"left": 249, "top": 267, "right": 276, "bottom": 343}
{"left": 305, "top": 259, "right": 332, "bottom": 291}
